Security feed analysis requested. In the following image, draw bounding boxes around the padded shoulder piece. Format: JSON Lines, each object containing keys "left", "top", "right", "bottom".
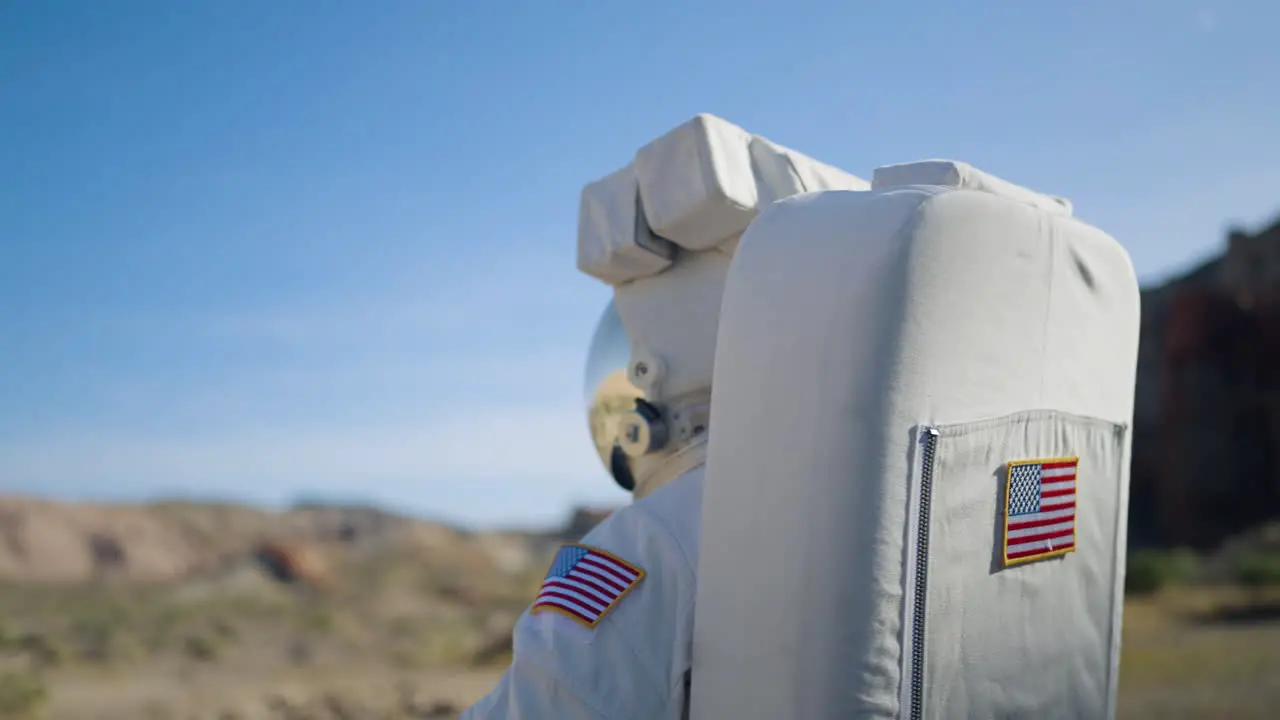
{"left": 691, "top": 179, "right": 1140, "bottom": 719}
{"left": 873, "top": 159, "right": 1074, "bottom": 217}
{"left": 577, "top": 164, "right": 678, "bottom": 286}
{"left": 577, "top": 114, "right": 869, "bottom": 286}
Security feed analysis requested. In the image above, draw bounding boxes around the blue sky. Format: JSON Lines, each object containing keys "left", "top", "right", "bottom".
{"left": 1, "top": 1, "right": 1277, "bottom": 528}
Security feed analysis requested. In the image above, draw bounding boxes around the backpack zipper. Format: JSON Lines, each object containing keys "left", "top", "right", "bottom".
{"left": 905, "top": 426, "right": 939, "bottom": 720}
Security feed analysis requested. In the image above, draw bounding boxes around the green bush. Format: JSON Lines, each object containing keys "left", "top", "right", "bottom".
{"left": 0, "top": 672, "right": 48, "bottom": 719}
{"left": 1233, "top": 551, "right": 1280, "bottom": 590}
{"left": 1125, "top": 548, "right": 1200, "bottom": 596}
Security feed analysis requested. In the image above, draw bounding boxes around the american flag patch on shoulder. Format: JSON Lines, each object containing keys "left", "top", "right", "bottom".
{"left": 1003, "top": 456, "right": 1078, "bottom": 566}
{"left": 531, "top": 543, "right": 645, "bottom": 628}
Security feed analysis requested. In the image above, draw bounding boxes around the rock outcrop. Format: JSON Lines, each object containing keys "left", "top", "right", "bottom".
{"left": 1132, "top": 214, "right": 1280, "bottom": 550}
{"left": 0, "top": 498, "right": 560, "bottom": 586}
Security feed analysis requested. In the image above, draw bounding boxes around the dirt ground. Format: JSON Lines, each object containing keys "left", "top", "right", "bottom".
{"left": 1114, "top": 591, "right": 1280, "bottom": 719}
{"left": 5, "top": 498, "right": 1278, "bottom": 717}
{"left": 43, "top": 664, "right": 503, "bottom": 719}
{"left": 20, "top": 591, "right": 1278, "bottom": 719}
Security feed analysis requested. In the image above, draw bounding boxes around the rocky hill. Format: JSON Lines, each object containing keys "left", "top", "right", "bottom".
{"left": 0, "top": 497, "right": 619, "bottom": 719}
{"left": 1130, "top": 214, "right": 1280, "bottom": 550}
{"left": 0, "top": 495, "right": 615, "bottom": 587}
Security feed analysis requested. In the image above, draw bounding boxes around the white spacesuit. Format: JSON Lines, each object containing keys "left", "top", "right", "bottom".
{"left": 459, "top": 114, "right": 867, "bottom": 718}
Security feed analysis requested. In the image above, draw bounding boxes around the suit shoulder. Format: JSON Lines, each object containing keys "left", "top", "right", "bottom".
{"left": 584, "top": 466, "right": 704, "bottom": 578}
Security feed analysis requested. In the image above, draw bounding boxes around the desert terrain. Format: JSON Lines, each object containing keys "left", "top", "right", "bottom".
{"left": 0, "top": 497, "right": 1276, "bottom": 719}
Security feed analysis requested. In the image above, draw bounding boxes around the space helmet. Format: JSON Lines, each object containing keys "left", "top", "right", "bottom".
{"left": 582, "top": 299, "right": 678, "bottom": 492}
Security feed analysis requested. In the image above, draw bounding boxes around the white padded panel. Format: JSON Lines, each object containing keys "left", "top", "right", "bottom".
{"left": 633, "top": 114, "right": 869, "bottom": 254}
{"left": 633, "top": 114, "right": 758, "bottom": 252}
{"left": 692, "top": 186, "right": 1139, "bottom": 719}
{"left": 873, "top": 159, "right": 1074, "bottom": 217}
{"left": 579, "top": 114, "right": 868, "bottom": 286}
{"left": 749, "top": 136, "right": 871, "bottom": 206}
{"left": 576, "top": 164, "right": 676, "bottom": 285}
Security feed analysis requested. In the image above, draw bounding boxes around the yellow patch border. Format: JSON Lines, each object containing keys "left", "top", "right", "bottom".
{"left": 1002, "top": 455, "right": 1080, "bottom": 567}
{"left": 529, "top": 542, "right": 647, "bottom": 629}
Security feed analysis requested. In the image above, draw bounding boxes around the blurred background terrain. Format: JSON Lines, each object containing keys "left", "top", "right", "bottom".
{"left": 0, "top": 498, "right": 599, "bottom": 719}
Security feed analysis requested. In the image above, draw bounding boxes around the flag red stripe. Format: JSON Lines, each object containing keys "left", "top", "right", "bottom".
{"left": 537, "top": 587, "right": 602, "bottom": 610}
{"left": 592, "top": 553, "right": 640, "bottom": 580}
{"left": 532, "top": 598, "right": 595, "bottom": 624}
{"left": 581, "top": 555, "right": 635, "bottom": 585}
{"left": 1008, "top": 527, "right": 1075, "bottom": 547}
{"left": 1040, "top": 499, "right": 1074, "bottom": 512}
{"left": 1008, "top": 513, "right": 1076, "bottom": 532}
{"left": 542, "top": 579, "right": 609, "bottom": 609}
{"left": 563, "top": 571, "right": 617, "bottom": 600}
{"left": 1041, "top": 461, "right": 1078, "bottom": 470}
{"left": 1008, "top": 542, "right": 1075, "bottom": 560}
{"left": 1042, "top": 487, "right": 1075, "bottom": 498}
{"left": 536, "top": 590, "right": 602, "bottom": 616}
{"left": 573, "top": 565, "right": 626, "bottom": 594}
{"left": 586, "top": 554, "right": 639, "bottom": 581}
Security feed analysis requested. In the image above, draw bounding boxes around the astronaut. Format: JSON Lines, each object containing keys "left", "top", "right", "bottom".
{"left": 459, "top": 114, "right": 867, "bottom": 719}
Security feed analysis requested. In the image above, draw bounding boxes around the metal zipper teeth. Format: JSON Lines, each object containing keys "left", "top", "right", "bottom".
{"left": 910, "top": 426, "right": 940, "bottom": 720}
